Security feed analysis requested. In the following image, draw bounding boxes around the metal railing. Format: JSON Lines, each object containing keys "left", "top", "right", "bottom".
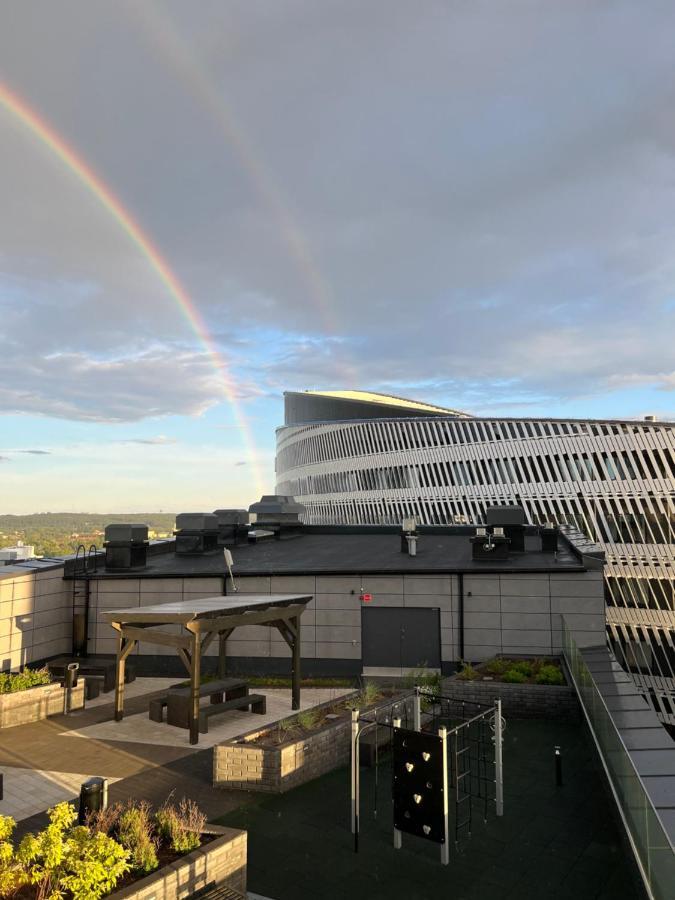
{"left": 562, "top": 621, "right": 675, "bottom": 900}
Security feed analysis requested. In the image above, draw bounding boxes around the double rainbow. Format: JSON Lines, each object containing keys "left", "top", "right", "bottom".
{"left": 0, "top": 80, "right": 265, "bottom": 497}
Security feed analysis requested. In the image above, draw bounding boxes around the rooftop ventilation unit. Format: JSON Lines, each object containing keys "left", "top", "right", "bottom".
{"left": 471, "top": 526, "right": 510, "bottom": 561}
{"left": 213, "top": 509, "right": 249, "bottom": 546}
{"left": 485, "top": 505, "right": 526, "bottom": 552}
{"left": 540, "top": 522, "right": 558, "bottom": 553}
{"left": 174, "top": 513, "right": 219, "bottom": 555}
{"left": 103, "top": 524, "right": 149, "bottom": 570}
{"left": 248, "top": 495, "right": 305, "bottom": 538}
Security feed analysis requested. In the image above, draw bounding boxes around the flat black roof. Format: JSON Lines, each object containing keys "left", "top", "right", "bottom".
{"left": 85, "top": 529, "right": 587, "bottom": 579}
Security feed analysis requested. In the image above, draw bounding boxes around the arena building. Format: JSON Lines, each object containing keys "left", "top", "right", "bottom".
{"left": 276, "top": 390, "right": 675, "bottom": 723}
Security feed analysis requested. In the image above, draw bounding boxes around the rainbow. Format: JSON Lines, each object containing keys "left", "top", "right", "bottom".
{"left": 130, "top": 3, "right": 359, "bottom": 387}
{"left": 0, "top": 80, "right": 265, "bottom": 497}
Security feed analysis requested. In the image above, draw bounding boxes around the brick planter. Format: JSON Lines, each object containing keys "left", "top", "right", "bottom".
{"left": 445, "top": 673, "right": 579, "bottom": 721}
{"left": 214, "top": 693, "right": 410, "bottom": 794}
{"left": 108, "top": 826, "right": 246, "bottom": 900}
{"left": 0, "top": 681, "right": 85, "bottom": 728}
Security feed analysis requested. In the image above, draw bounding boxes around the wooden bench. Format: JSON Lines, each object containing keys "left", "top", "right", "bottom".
{"left": 154, "top": 678, "right": 247, "bottom": 727}
{"left": 198, "top": 693, "right": 266, "bottom": 734}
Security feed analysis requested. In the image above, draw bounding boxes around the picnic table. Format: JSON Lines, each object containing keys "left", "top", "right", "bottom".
{"left": 149, "top": 677, "right": 266, "bottom": 733}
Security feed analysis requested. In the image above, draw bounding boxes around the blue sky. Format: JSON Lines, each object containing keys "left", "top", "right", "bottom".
{"left": 1, "top": 1, "right": 674, "bottom": 513}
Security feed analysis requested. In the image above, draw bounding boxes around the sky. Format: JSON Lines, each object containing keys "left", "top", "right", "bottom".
{"left": 1, "top": 1, "right": 675, "bottom": 514}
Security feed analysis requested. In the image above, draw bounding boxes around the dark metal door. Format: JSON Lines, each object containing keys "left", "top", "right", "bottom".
{"left": 361, "top": 607, "right": 441, "bottom": 669}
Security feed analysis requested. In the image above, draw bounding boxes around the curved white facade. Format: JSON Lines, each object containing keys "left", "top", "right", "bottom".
{"left": 276, "top": 393, "right": 675, "bottom": 723}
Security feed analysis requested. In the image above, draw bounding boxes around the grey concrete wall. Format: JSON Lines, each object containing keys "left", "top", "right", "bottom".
{"left": 85, "top": 568, "right": 606, "bottom": 671}
{"left": 463, "top": 570, "right": 605, "bottom": 661}
{"left": 0, "top": 565, "right": 72, "bottom": 670}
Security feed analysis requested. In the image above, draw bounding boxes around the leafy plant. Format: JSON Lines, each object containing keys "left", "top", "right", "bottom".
{"left": 0, "top": 667, "right": 51, "bottom": 694}
{"left": 16, "top": 802, "right": 129, "bottom": 900}
{"left": 483, "top": 658, "right": 509, "bottom": 677}
{"left": 502, "top": 669, "right": 528, "bottom": 683}
{"left": 0, "top": 815, "right": 28, "bottom": 897}
{"left": 297, "top": 709, "right": 322, "bottom": 731}
{"left": 155, "top": 798, "right": 205, "bottom": 854}
{"left": 86, "top": 802, "right": 123, "bottom": 837}
{"left": 118, "top": 801, "right": 158, "bottom": 874}
{"left": 362, "top": 681, "right": 382, "bottom": 706}
{"left": 535, "top": 664, "right": 565, "bottom": 685}
{"left": 511, "top": 660, "right": 534, "bottom": 677}
{"left": 456, "top": 663, "right": 478, "bottom": 681}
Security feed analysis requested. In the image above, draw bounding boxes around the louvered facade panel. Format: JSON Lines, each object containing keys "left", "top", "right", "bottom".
{"left": 276, "top": 407, "right": 675, "bottom": 724}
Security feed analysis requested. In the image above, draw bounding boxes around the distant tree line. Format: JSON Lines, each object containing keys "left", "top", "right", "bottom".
{"left": 0, "top": 513, "right": 177, "bottom": 557}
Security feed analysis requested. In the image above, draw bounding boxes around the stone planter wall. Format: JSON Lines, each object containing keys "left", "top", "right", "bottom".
{"left": 214, "top": 693, "right": 412, "bottom": 794}
{"left": 0, "top": 681, "right": 85, "bottom": 728}
{"left": 445, "top": 673, "right": 579, "bottom": 721}
{"left": 109, "top": 826, "right": 246, "bottom": 900}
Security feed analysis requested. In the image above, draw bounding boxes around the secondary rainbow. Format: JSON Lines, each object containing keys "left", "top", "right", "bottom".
{"left": 0, "top": 80, "right": 265, "bottom": 496}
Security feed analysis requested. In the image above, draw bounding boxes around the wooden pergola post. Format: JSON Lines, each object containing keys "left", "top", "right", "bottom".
{"left": 112, "top": 626, "right": 136, "bottom": 722}
{"left": 188, "top": 627, "right": 201, "bottom": 745}
{"left": 291, "top": 614, "right": 301, "bottom": 710}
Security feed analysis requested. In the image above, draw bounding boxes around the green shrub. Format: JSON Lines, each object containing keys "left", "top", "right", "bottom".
{"left": 297, "top": 708, "right": 324, "bottom": 731}
{"left": 405, "top": 667, "right": 442, "bottom": 694}
{"left": 0, "top": 815, "right": 28, "bottom": 897}
{"left": 16, "top": 801, "right": 129, "bottom": 900}
{"left": 346, "top": 681, "right": 383, "bottom": 710}
{"left": 155, "top": 798, "right": 205, "bottom": 853}
{"left": 511, "top": 660, "right": 534, "bottom": 677}
{"left": 118, "top": 801, "right": 158, "bottom": 874}
{"left": 502, "top": 669, "right": 528, "bottom": 683}
{"left": 482, "top": 658, "right": 509, "bottom": 677}
{"left": 456, "top": 663, "right": 478, "bottom": 681}
{"left": 0, "top": 667, "right": 51, "bottom": 694}
{"left": 535, "top": 664, "right": 565, "bottom": 685}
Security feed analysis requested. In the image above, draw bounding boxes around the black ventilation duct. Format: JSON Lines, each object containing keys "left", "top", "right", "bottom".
{"left": 213, "top": 509, "right": 249, "bottom": 546}
{"left": 104, "top": 524, "right": 149, "bottom": 570}
{"left": 485, "top": 506, "right": 526, "bottom": 552}
{"left": 248, "top": 495, "right": 305, "bottom": 538}
{"left": 174, "top": 513, "right": 219, "bottom": 555}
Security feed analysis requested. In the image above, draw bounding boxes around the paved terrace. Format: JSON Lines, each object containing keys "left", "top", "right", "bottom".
{"left": 0, "top": 679, "right": 648, "bottom": 899}
{"left": 0, "top": 679, "right": 349, "bottom": 836}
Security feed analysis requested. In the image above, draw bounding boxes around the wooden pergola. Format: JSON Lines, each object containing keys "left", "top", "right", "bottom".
{"left": 102, "top": 593, "right": 312, "bottom": 744}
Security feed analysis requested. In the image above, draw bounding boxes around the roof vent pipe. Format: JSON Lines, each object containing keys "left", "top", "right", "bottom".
{"left": 400, "top": 517, "right": 417, "bottom": 554}
{"left": 644, "top": 415, "right": 657, "bottom": 422}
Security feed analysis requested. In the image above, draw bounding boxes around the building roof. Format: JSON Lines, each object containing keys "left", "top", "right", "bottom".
{"left": 283, "top": 389, "right": 470, "bottom": 425}
{"left": 85, "top": 527, "right": 588, "bottom": 579}
{"left": 304, "top": 390, "right": 469, "bottom": 416}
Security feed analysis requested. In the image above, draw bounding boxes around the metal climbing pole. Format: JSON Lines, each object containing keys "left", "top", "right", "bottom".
{"left": 494, "top": 699, "right": 504, "bottom": 816}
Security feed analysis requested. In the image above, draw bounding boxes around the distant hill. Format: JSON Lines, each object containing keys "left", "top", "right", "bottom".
{"left": 0, "top": 512, "right": 177, "bottom": 557}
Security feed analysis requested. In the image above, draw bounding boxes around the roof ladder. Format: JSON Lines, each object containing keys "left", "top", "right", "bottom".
{"left": 72, "top": 544, "right": 97, "bottom": 657}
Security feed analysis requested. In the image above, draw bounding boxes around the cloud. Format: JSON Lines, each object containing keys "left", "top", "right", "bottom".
{"left": 0, "top": 347, "right": 248, "bottom": 422}
{"left": 115, "top": 436, "right": 178, "bottom": 445}
{"left": 16, "top": 449, "right": 52, "bottom": 455}
{"left": 234, "top": 460, "right": 247, "bottom": 466}
{"left": 0, "top": 1, "right": 674, "bottom": 422}
{"left": 0, "top": 456, "right": 9, "bottom": 462}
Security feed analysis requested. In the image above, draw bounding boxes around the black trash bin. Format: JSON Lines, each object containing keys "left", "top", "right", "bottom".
{"left": 78, "top": 777, "right": 108, "bottom": 824}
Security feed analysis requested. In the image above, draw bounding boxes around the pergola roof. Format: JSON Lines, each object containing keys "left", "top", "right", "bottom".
{"left": 102, "top": 594, "right": 311, "bottom": 628}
